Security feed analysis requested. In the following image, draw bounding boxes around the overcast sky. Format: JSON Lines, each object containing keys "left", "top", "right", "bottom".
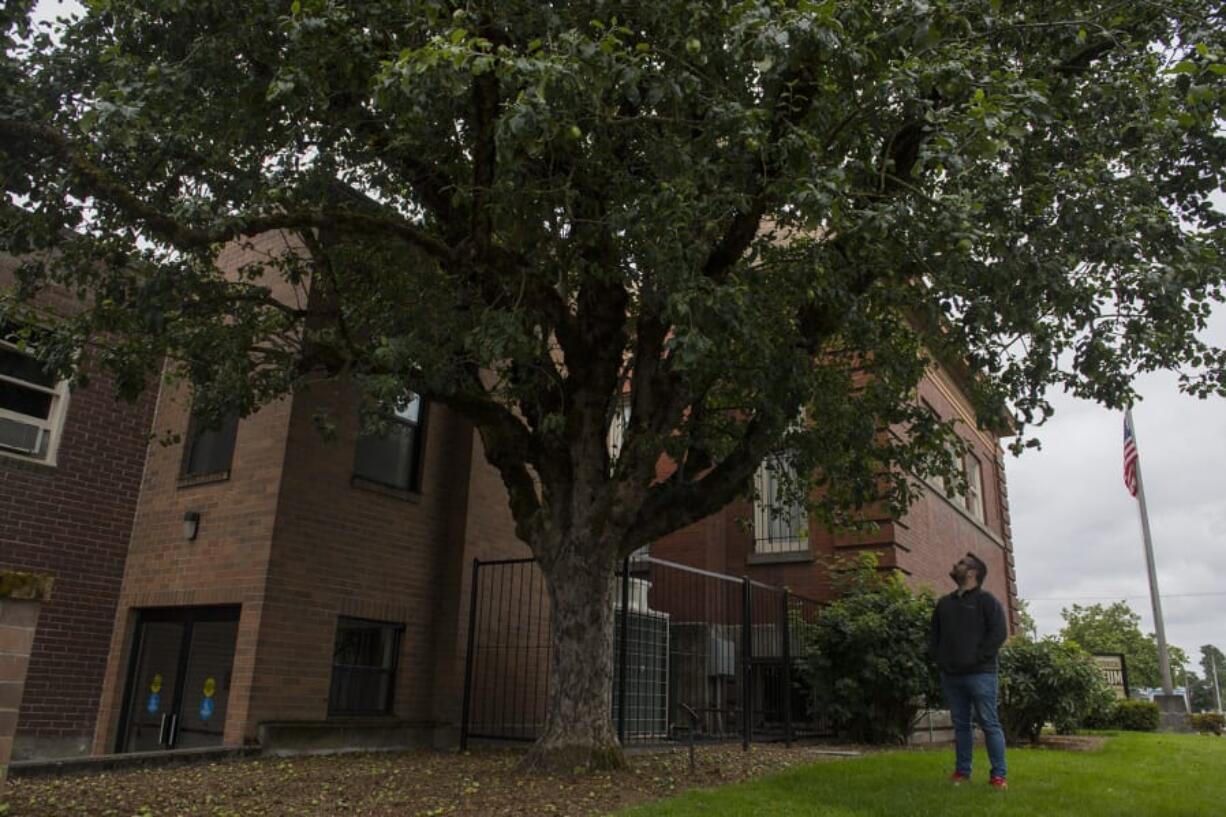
{"left": 25, "top": 0, "right": 1226, "bottom": 669}
{"left": 1009, "top": 309, "right": 1226, "bottom": 669}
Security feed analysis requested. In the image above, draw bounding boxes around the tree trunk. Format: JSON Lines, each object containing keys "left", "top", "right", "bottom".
{"left": 521, "top": 548, "right": 626, "bottom": 772}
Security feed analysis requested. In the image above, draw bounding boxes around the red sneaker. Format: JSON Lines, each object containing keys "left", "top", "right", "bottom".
{"left": 949, "top": 772, "right": 970, "bottom": 784}
{"left": 989, "top": 776, "right": 1008, "bottom": 790}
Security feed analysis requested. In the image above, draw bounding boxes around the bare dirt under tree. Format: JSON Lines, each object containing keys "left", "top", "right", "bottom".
{"left": 4, "top": 743, "right": 866, "bottom": 817}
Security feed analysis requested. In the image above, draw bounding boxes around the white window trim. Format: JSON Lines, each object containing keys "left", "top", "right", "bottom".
{"left": 944, "top": 441, "right": 964, "bottom": 501}
{"left": 0, "top": 337, "right": 71, "bottom": 466}
{"left": 924, "top": 437, "right": 966, "bottom": 501}
{"left": 965, "top": 454, "right": 985, "bottom": 523}
{"left": 752, "top": 454, "right": 809, "bottom": 555}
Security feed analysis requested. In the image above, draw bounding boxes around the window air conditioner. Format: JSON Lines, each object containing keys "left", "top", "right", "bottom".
{"left": 0, "top": 416, "right": 45, "bottom": 456}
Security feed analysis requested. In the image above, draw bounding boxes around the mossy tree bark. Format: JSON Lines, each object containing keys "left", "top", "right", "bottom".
{"left": 520, "top": 548, "right": 626, "bottom": 772}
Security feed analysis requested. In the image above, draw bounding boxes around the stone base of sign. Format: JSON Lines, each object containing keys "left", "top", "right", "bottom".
{"left": 1, "top": 571, "right": 53, "bottom": 793}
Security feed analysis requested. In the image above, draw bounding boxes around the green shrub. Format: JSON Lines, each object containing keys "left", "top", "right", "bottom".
{"left": 998, "top": 637, "right": 1114, "bottom": 743}
{"left": 1079, "top": 690, "right": 1121, "bottom": 730}
{"left": 793, "top": 555, "right": 941, "bottom": 744}
{"left": 1113, "top": 700, "right": 1160, "bottom": 731}
{"left": 1189, "top": 712, "right": 1224, "bottom": 735}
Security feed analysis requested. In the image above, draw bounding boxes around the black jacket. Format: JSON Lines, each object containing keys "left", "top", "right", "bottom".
{"left": 930, "top": 586, "right": 1008, "bottom": 675}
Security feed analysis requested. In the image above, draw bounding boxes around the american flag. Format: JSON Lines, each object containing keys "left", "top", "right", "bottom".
{"left": 1123, "top": 412, "right": 1139, "bottom": 497}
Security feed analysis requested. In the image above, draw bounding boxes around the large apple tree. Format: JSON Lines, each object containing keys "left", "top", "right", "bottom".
{"left": 2, "top": 0, "right": 1224, "bottom": 769}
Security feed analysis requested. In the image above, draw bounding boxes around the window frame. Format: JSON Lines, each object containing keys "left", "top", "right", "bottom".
{"left": 179, "top": 407, "right": 240, "bottom": 482}
{"left": 751, "top": 452, "right": 810, "bottom": 555}
{"left": 327, "top": 616, "right": 404, "bottom": 717}
{"left": 942, "top": 440, "right": 964, "bottom": 501}
{"left": 964, "top": 453, "right": 985, "bottom": 523}
{"left": 0, "top": 325, "right": 71, "bottom": 466}
{"left": 352, "top": 392, "right": 428, "bottom": 493}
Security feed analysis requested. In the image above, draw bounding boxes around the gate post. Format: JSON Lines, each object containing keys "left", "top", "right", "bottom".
{"left": 781, "top": 589, "right": 793, "bottom": 747}
{"left": 616, "top": 557, "right": 630, "bottom": 743}
{"left": 742, "top": 576, "right": 753, "bottom": 751}
{"left": 459, "top": 558, "right": 481, "bottom": 751}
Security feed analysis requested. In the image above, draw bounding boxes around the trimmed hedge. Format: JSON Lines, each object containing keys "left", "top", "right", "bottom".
{"left": 793, "top": 555, "right": 941, "bottom": 745}
{"left": 1113, "top": 700, "right": 1160, "bottom": 731}
{"left": 1189, "top": 712, "right": 1224, "bottom": 735}
{"left": 998, "top": 637, "right": 1114, "bottom": 743}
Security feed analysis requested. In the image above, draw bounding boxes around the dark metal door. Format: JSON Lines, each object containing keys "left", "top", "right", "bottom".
{"left": 117, "top": 606, "right": 239, "bottom": 753}
{"left": 120, "top": 618, "right": 186, "bottom": 752}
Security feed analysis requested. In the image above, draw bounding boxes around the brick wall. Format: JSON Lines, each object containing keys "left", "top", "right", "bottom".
{"left": 429, "top": 429, "right": 531, "bottom": 740}
{"left": 92, "top": 234, "right": 302, "bottom": 753}
{"left": 1, "top": 260, "right": 157, "bottom": 760}
{"left": 90, "top": 377, "right": 293, "bottom": 753}
{"left": 249, "top": 380, "right": 473, "bottom": 730}
{"left": 253, "top": 379, "right": 530, "bottom": 742}
{"left": 899, "top": 368, "right": 1016, "bottom": 627}
{"left": 91, "top": 231, "right": 533, "bottom": 752}
{"left": 651, "top": 364, "right": 1018, "bottom": 627}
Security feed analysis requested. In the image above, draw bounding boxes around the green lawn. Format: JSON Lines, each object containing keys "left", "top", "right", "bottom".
{"left": 617, "top": 732, "right": 1225, "bottom": 817}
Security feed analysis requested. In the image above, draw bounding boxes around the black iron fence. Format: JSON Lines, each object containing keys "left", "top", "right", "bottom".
{"left": 460, "top": 554, "right": 831, "bottom": 749}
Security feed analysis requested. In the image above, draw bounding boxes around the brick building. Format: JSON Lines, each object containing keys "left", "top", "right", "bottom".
{"left": 4, "top": 238, "right": 1015, "bottom": 760}
{"left": 651, "top": 361, "right": 1018, "bottom": 625}
{"left": 0, "top": 257, "right": 159, "bottom": 760}
{"left": 82, "top": 237, "right": 530, "bottom": 755}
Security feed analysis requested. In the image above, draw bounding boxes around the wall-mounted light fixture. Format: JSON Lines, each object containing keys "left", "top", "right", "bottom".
{"left": 183, "top": 510, "right": 201, "bottom": 541}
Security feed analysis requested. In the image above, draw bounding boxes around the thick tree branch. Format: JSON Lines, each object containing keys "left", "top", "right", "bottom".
{"left": 471, "top": 70, "right": 499, "bottom": 256}
{"left": 620, "top": 298, "right": 682, "bottom": 484}
{"left": 622, "top": 414, "right": 781, "bottom": 554}
{"left": 0, "top": 119, "right": 457, "bottom": 261}
{"left": 431, "top": 376, "right": 548, "bottom": 546}
{"left": 698, "top": 47, "right": 827, "bottom": 284}
{"left": 348, "top": 120, "right": 463, "bottom": 230}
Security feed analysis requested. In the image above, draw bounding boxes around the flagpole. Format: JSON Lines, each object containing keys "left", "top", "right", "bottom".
{"left": 1212, "top": 655, "right": 1223, "bottom": 713}
{"left": 1126, "top": 407, "right": 1174, "bottom": 695}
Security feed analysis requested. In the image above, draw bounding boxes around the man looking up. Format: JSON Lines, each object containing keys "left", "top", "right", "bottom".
{"left": 930, "top": 552, "right": 1009, "bottom": 789}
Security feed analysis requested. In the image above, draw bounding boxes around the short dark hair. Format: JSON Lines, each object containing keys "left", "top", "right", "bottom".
{"left": 965, "top": 552, "right": 988, "bottom": 586}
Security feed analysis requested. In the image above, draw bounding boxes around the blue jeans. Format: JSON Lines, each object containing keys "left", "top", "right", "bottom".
{"left": 941, "top": 671, "right": 1007, "bottom": 779}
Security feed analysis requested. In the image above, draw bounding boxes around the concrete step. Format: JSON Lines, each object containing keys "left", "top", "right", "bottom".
{"left": 9, "top": 745, "right": 258, "bottom": 779}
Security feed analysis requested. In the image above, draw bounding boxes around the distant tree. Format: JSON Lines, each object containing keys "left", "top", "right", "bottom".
{"left": 1201, "top": 644, "right": 1225, "bottom": 708}
{"left": 1185, "top": 671, "right": 1217, "bottom": 712}
{"left": 1060, "top": 601, "right": 1187, "bottom": 689}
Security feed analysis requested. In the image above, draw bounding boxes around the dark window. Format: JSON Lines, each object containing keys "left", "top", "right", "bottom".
{"left": 353, "top": 392, "right": 426, "bottom": 491}
{"left": 0, "top": 344, "right": 58, "bottom": 388}
{"left": 329, "top": 617, "right": 403, "bottom": 716}
{"left": 0, "top": 378, "right": 54, "bottom": 419}
{"left": 182, "top": 410, "right": 239, "bottom": 477}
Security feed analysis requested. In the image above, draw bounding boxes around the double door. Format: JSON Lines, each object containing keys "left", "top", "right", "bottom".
{"left": 118, "top": 606, "right": 240, "bottom": 753}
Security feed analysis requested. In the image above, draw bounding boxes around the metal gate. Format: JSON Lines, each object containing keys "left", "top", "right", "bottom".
{"left": 459, "top": 554, "right": 829, "bottom": 749}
